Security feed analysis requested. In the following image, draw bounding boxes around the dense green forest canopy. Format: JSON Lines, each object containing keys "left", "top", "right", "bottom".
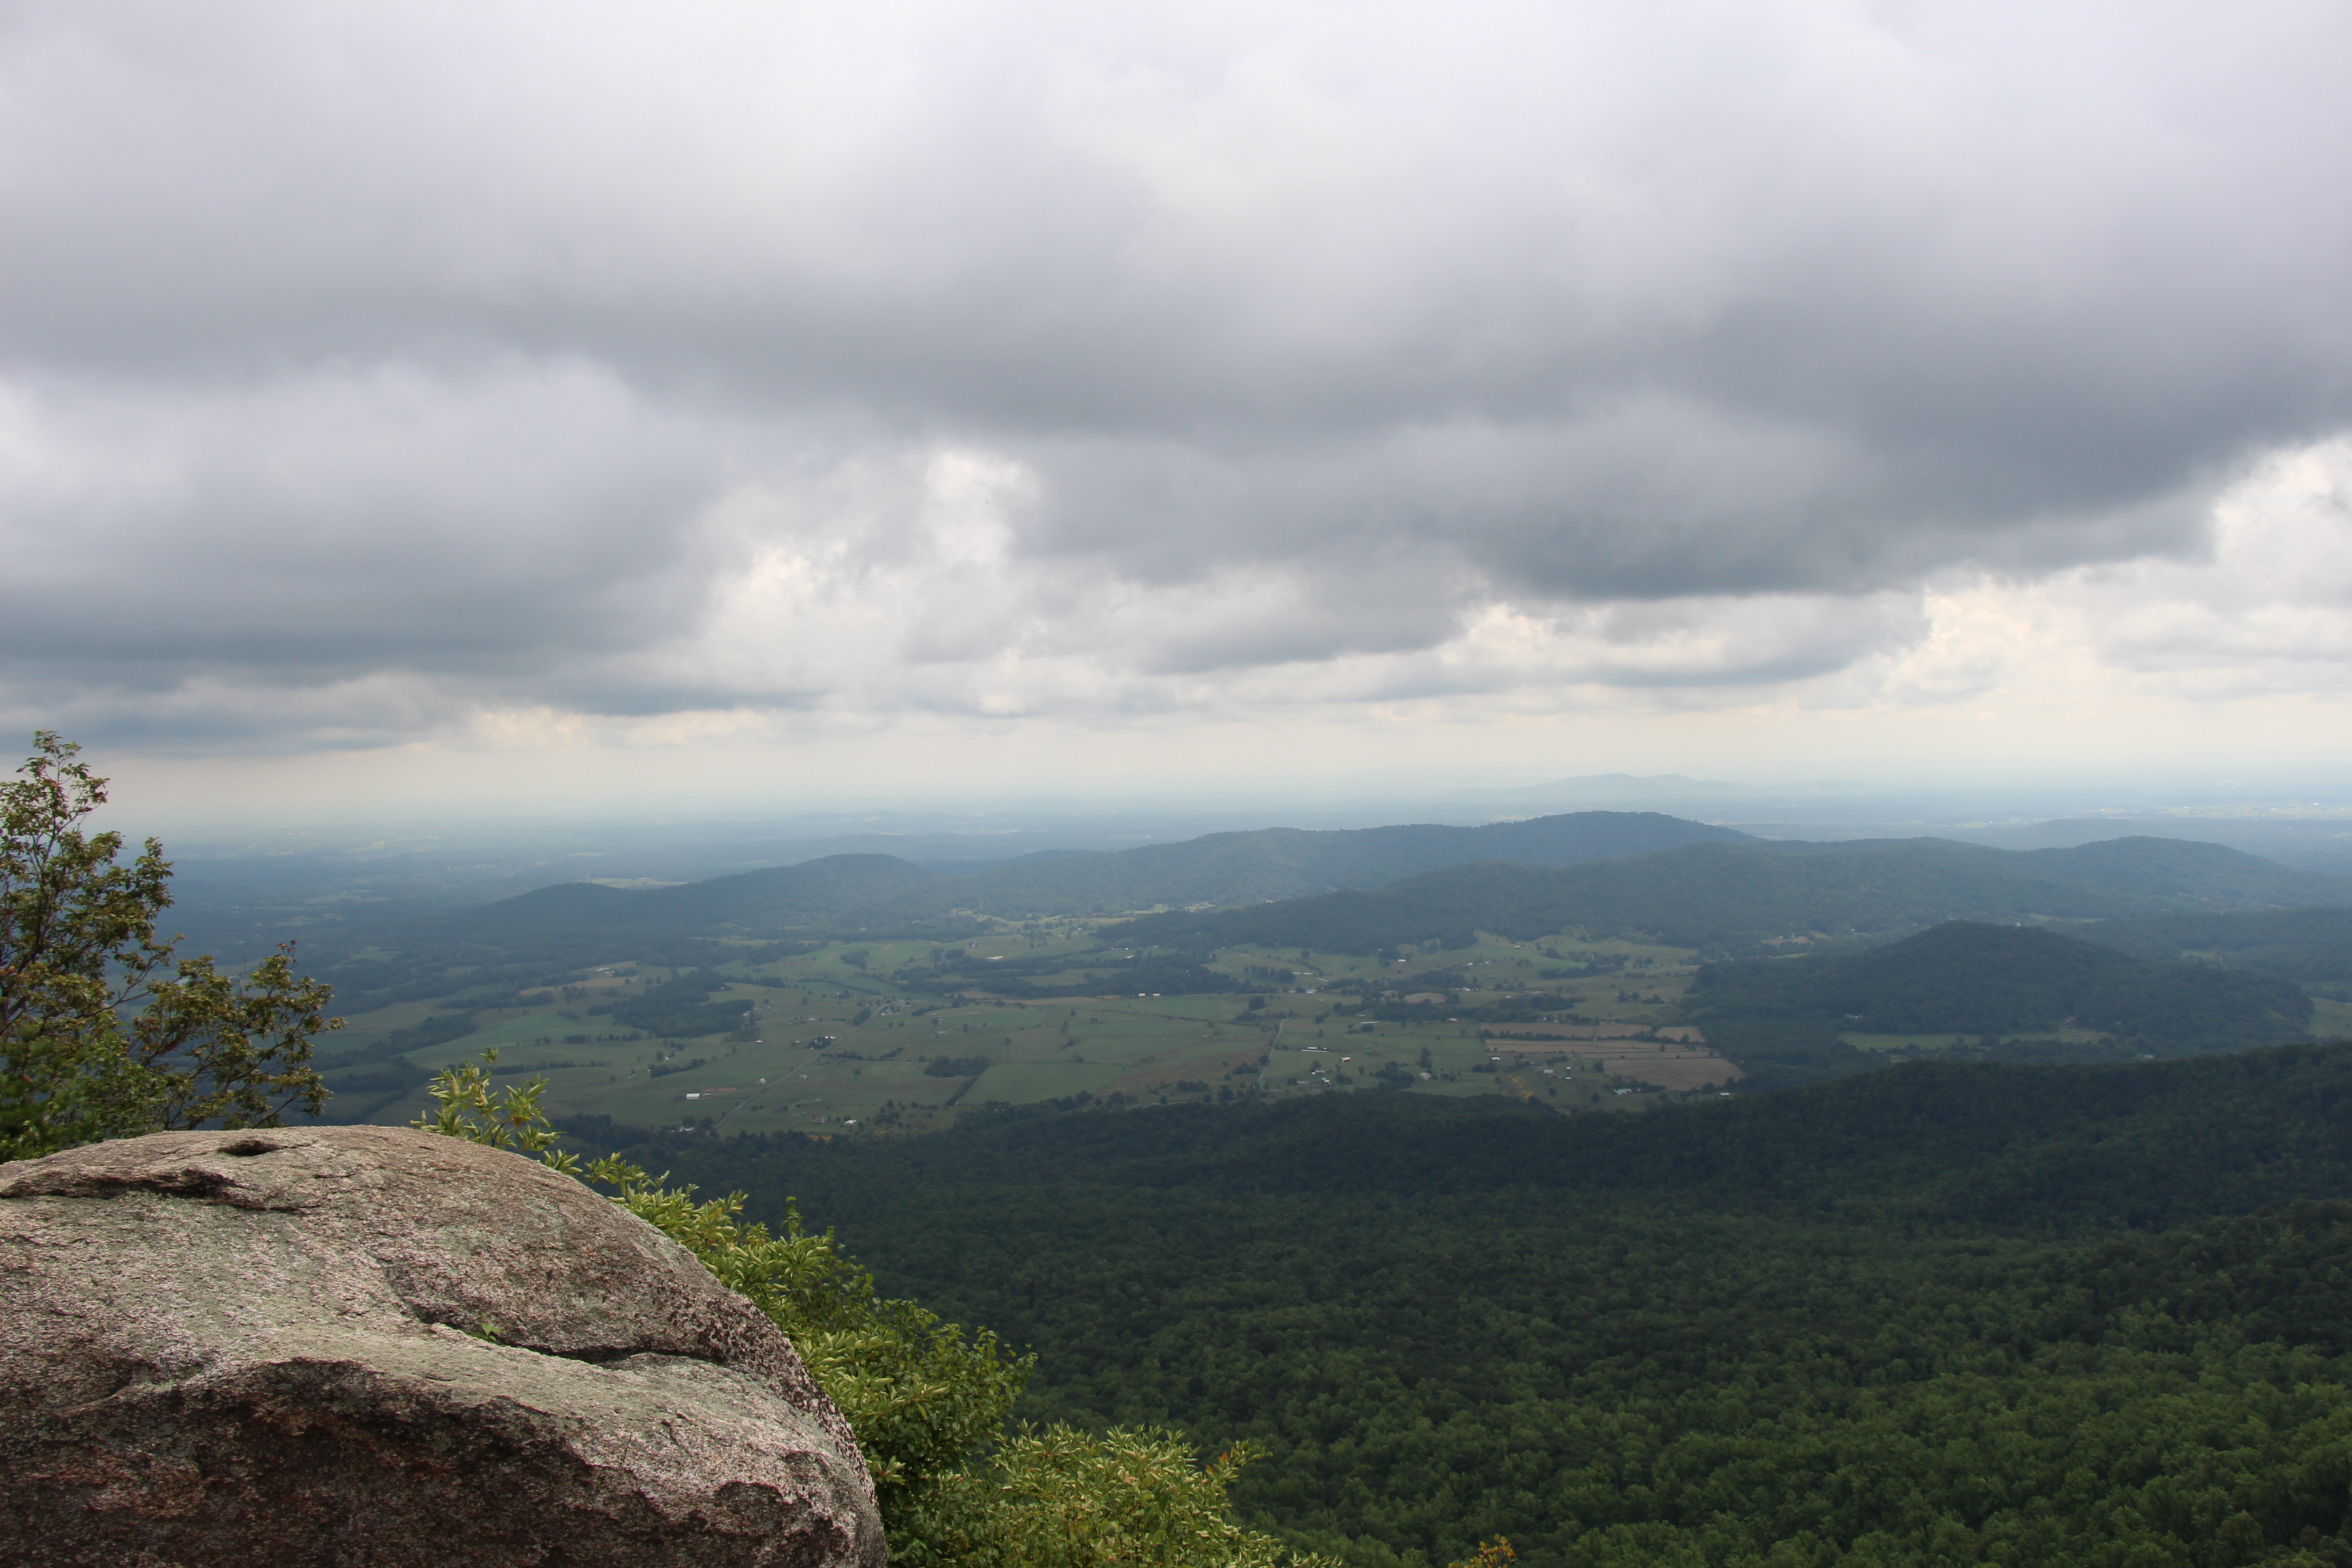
{"left": 562, "top": 1043, "right": 2352, "bottom": 1568}
{"left": 2078, "top": 905, "right": 2352, "bottom": 992}
{"left": 582, "top": 1042, "right": 2352, "bottom": 1230}
{"left": 1690, "top": 920, "right": 2314, "bottom": 1045}
{"left": 598, "top": 968, "right": 757, "bottom": 1038}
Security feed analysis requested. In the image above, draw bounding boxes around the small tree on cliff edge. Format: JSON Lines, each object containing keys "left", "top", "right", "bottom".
{"left": 0, "top": 732, "right": 340, "bottom": 1161}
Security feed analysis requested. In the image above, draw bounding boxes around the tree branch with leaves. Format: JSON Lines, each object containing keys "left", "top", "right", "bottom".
{"left": 1, "top": 732, "right": 339, "bottom": 1161}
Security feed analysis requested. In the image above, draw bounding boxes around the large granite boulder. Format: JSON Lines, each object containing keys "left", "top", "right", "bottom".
{"left": 0, "top": 1126, "right": 885, "bottom": 1567}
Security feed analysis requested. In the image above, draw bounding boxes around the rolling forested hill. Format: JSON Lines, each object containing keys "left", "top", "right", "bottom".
{"left": 568, "top": 1042, "right": 2352, "bottom": 1568}
{"left": 903, "top": 812, "right": 1761, "bottom": 915}
{"left": 298, "top": 811, "right": 1753, "bottom": 1015}
{"left": 424, "top": 827, "right": 2347, "bottom": 964}
{"left": 300, "top": 813, "right": 1737, "bottom": 990}
{"left": 1115, "top": 836, "right": 2352, "bottom": 956}
{"left": 1694, "top": 919, "right": 2313, "bottom": 1040}
{"left": 443, "top": 852, "right": 939, "bottom": 936}
{"left": 1683, "top": 921, "right": 2316, "bottom": 1085}
{"left": 2078, "top": 905, "right": 2352, "bottom": 991}
{"left": 437, "top": 810, "right": 1760, "bottom": 943}
{"left": 302, "top": 826, "right": 2352, "bottom": 1027}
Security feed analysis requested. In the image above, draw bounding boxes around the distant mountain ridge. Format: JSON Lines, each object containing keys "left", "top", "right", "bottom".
{"left": 1446, "top": 772, "right": 1757, "bottom": 802}
{"left": 911, "top": 811, "right": 1760, "bottom": 913}
{"left": 409, "top": 815, "right": 2352, "bottom": 978}
{"left": 434, "top": 810, "right": 1761, "bottom": 942}
{"left": 439, "top": 853, "right": 938, "bottom": 937}
{"left": 1114, "top": 836, "right": 2352, "bottom": 956}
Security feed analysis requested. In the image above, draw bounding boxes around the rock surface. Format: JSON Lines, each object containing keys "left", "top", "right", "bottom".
{"left": 0, "top": 1126, "right": 885, "bottom": 1567}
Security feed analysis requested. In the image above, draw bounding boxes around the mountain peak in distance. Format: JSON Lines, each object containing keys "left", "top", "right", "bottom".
{"left": 1448, "top": 773, "right": 1755, "bottom": 803}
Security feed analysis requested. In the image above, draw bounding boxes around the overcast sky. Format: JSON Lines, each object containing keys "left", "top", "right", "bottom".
{"left": 5, "top": 1, "right": 2351, "bottom": 821}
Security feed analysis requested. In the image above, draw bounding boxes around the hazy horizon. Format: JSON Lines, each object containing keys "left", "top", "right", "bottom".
{"left": 88, "top": 760, "right": 2352, "bottom": 842}
{"left": 128, "top": 765, "right": 2352, "bottom": 900}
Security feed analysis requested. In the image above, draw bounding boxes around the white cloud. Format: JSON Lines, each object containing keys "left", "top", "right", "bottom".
{"left": 3, "top": 0, "right": 2351, "bottom": 784}
{"left": 1918, "top": 440, "right": 2352, "bottom": 701}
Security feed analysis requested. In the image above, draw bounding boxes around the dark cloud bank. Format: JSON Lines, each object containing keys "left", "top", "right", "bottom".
{"left": 3, "top": 1, "right": 2349, "bottom": 747}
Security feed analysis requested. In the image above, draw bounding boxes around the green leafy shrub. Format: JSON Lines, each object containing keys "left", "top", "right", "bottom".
{"left": 2, "top": 733, "right": 339, "bottom": 1161}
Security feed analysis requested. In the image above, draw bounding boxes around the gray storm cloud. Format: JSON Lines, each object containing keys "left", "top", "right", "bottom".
{"left": 3, "top": 0, "right": 2349, "bottom": 747}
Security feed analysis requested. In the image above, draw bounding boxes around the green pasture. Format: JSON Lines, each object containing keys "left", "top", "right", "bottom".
{"left": 318, "top": 926, "right": 1744, "bottom": 1132}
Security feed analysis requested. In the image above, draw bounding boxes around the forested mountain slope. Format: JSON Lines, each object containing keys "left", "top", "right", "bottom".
{"left": 1115, "top": 835, "right": 2352, "bottom": 955}
{"left": 595, "top": 1041, "right": 2352, "bottom": 1230}
{"left": 1692, "top": 919, "right": 2313, "bottom": 1047}
{"left": 439, "top": 852, "right": 939, "bottom": 938}
{"left": 423, "top": 811, "right": 1759, "bottom": 944}
{"left": 2025, "top": 834, "right": 2351, "bottom": 904}
{"left": 568, "top": 1043, "right": 2352, "bottom": 1568}
{"left": 2079, "top": 904, "right": 2352, "bottom": 988}
{"left": 902, "top": 811, "right": 1759, "bottom": 915}
{"left": 312, "top": 827, "right": 2348, "bottom": 1023}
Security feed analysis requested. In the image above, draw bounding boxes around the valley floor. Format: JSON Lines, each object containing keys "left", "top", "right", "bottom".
{"left": 323, "top": 926, "right": 1735, "bottom": 1132}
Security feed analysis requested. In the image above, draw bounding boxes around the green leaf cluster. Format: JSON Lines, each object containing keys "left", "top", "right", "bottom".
{"left": 1, "top": 733, "right": 339, "bottom": 1161}
{"left": 976, "top": 1428, "right": 1312, "bottom": 1568}
{"left": 412, "top": 1045, "right": 578, "bottom": 1168}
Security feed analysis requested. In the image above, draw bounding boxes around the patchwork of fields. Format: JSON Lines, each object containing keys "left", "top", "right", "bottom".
{"left": 322, "top": 926, "right": 1736, "bottom": 1132}
{"left": 316, "top": 900, "right": 2352, "bottom": 1135}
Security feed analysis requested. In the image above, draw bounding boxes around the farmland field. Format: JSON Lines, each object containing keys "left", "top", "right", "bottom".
{"left": 319, "top": 926, "right": 1738, "bottom": 1131}
{"left": 316, "top": 914, "right": 2352, "bottom": 1135}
